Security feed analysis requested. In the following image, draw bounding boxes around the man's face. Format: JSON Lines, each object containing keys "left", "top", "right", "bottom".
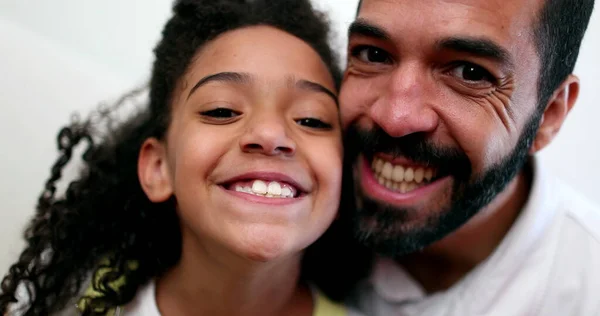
{"left": 340, "top": 0, "right": 545, "bottom": 256}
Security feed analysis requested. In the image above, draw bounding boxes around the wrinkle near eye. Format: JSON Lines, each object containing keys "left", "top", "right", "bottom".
{"left": 486, "top": 77, "right": 517, "bottom": 133}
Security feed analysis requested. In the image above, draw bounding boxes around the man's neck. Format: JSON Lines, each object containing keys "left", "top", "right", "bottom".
{"left": 398, "top": 166, "right": 533, "bottom": 293}
{"left": 156, "top": 232, "right": 312, "bottom": 316}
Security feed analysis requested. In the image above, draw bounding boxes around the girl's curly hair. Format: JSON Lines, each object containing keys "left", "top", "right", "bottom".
{"left": 0, "top": 0, "right": 371, "bottom": 315}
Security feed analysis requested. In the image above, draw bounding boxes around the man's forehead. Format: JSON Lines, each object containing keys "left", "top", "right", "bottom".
{"left": 359, "top": 0, "right": 542, "bottom": 12}
{"left": 357, "top": 0, "right": 542, "bottom": 34}
{"left": 356, "top": 0, "right": 542, "bottom": 52}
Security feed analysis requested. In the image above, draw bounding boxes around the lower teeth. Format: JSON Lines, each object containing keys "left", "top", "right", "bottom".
{"left": 377, "top": 177, "right": 424, "bottom": 194}
{"left": 234, "top": 187, "right": 292, "bottom": 198}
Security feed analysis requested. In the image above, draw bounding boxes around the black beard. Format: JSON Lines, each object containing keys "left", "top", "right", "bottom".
{"left": 343, "top": 113, "right": 540, "bottom": 257}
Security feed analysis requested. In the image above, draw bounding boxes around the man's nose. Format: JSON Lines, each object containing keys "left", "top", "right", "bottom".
{"left": 369, "top": 63, "right": 439, "bottom": 137}
{"left": 239, "top": 113, "right": 296, "bottom": 156}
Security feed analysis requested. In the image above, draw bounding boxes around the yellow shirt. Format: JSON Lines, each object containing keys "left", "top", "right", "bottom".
{"left": 313, "top": 289, "right": 348, "bottom": 316}
{"left": 78, "top": 266, "right": 348, "bottom": 316}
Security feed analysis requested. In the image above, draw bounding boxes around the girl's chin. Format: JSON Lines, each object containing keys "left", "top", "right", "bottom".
{"left": 186, "top": 223, "right": 305, "bottom": 264}
{"left": 231, "top": 227, "right": 301, "bottom": 263}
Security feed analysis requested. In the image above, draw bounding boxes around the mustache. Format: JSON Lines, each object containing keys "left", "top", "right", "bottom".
{"left": 344, "top": 125, "right": 472, "bottom": 179}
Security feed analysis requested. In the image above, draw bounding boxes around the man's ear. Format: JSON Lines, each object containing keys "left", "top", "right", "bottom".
{"left": 138, "top": 138, "right": 173, "bottom": 202}
{"left": 530, "top": 75, "right": 580, "bottom": 154}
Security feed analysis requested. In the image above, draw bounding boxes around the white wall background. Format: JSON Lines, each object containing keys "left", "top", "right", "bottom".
{"left": 0, "top": 0, "right": 598, "bottom": 274}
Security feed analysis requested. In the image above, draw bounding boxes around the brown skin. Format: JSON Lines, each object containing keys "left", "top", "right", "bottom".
{"left": 138, "top": 26, "right": 342, "bottom": 316}
{"left": 341, "top": 0, "right": 579, "bottom": 293}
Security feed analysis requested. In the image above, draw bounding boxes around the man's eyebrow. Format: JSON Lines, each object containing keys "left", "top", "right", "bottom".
{"left": 436, "top": 37, "right": 515, "bottom": 70}
{"left": 348, "top": 19, "right": 391, "bottom": 41}
{"left": 295, "top": 79, "right": 338, "bottom": 106}
{"left": 188, "top": 72, "right": 252, "bottom": 99}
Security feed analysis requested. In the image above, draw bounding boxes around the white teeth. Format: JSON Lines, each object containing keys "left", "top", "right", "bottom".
{"left": 239, "top": 180, "right": 294, "bottom": 198}
{"left": 385, "top": 180, "right": 393, "bottom": 189}
{"left": 414, "top": 168, "right": 424, "bottom": 184}
{"left": 382, "top": 162, "right": 393, "bottom": 179}
{"left": 281, "top": 187, "right": 293, "bottom": 198}
{"left": 392, "top": 165, "right": 405, "bottom": 182}
{"left": 425, "top": 168, "right": 433, "bottom": 181}
{"left": 372, "top": 158, "right": 437, "bottom": 194}
{"left": 375, "top": 159, "right": 384, "bottom": 173}
{"left": 404, "top": 168, "right": 414, "bottom": 182}
{"left": 267, "top": 181, "right": 282, "bottom": 195}
{"left": 400, "top": 182, "right": 408, "bottom": 194}
{"left": 235, "top": 186, "right": 252, "bottom": 193}
{"left": 251, "top": 180, "right": 268, "bottom": 195}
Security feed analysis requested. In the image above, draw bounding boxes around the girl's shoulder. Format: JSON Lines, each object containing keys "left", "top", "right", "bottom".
{"left": 312, "top": 287, "right": 365, "bottom": 316}
{"left": 76, "top": 266, "right": 363, "bottom": 316}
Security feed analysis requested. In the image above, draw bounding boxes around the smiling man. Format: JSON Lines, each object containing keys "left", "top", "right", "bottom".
{"left": 340, "top": 0, "right": 599, "bottom": 315}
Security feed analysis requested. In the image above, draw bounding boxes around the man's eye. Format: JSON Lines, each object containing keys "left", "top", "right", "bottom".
{"left": 200, "top": 108, "right": 240, "bottom": 118}
{"left": 450, "top": 63, "right": 496, "bottom": 84}
{"left": 351, "top": 45, "right": 392, "bottom": 64}
{"left": 296, "top": 118, "right": 332, "bottom": 129}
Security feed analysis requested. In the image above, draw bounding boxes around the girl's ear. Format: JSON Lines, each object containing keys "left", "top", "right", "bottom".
{"left": 138, "top": 138, "right": 173, "bottom": 202}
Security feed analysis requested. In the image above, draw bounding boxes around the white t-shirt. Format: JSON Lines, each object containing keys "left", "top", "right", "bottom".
{"left": 348, "top": 160, "right": 600, "bottom": 316}
{"left": 122, "top": 280, "right": 160, "bottom": 316}
{"left": 123, "top": 280, "right": 364, "bottom": 316}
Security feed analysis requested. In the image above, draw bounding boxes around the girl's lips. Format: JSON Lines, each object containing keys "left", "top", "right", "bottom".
{"left": 224, "top": 180, "right": 298, "bottom": 198}
{"left": 218, "top": 185, "right": 305, "bottom": 206}
{"left": 218, "top": 171, "right": 308, "bottom": 194}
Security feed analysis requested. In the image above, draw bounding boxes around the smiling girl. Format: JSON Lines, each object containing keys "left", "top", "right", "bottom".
{"left": 0, "top": 1, "right": 366, "bottom": 315}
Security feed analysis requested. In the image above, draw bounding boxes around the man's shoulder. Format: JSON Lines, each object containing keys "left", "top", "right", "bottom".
{"left": 552, "top": 178, "right": 600, "bottom": 244}
{"left": 535, "top": 178, "right": 600, "bottom": 315}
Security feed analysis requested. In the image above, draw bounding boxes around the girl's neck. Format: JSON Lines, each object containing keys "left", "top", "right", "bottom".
{"left": 155, "top": 232, "right": 312, "bottom": 316}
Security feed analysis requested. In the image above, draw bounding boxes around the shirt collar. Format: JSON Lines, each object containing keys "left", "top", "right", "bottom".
{"left": 370, "top": 256, "right": 426, "bottom": 303}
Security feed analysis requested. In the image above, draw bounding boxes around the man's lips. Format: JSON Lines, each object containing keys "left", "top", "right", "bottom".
{"left": 359, "top": 156, "right": 451, "bottom": 205}
{"left": 370, "top": 155, "right": 444, "bottom": 191}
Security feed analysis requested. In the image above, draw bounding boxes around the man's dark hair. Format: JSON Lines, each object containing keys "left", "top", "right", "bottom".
{"left": 355, "top": 0, "right": 596, "bottom": 111}
{"left": 534, "top": 0, "right": 595, "bottom": 111}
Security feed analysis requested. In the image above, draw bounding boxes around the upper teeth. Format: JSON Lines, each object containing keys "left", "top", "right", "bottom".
{"left": 372, "top": 157, "right": 436, "bottom": 193}
{"left": 235, "top": 180, "right": 294, "bottom": 198}
{"left": 373, "top": 158, "right": 434, "bottom": 183}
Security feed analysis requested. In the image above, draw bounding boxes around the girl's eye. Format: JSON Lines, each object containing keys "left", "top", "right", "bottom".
{"left": 449, "top": 62, "right": 497, "bottom": 84}
{"left": 200, "top": 108, "right": 240, "bottom": 119}
{"left": 296, "top": 118, "right": 332, "bottom": 130}
{"left": 350, "top": 45, "right": 392, "bottom": 64}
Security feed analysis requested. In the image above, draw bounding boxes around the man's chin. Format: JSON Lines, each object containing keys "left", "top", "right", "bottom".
{"left": 350, "top": 158, "right": 529, "bottom": 258}
{"left": 351, "top": 195, "right": 458, "bottom": 257}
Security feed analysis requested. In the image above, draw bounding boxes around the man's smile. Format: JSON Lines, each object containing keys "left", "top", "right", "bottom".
{"left": 370, "top": 155, "right": 437, "bottom": 193}
{"left": 358, "top": 155, "right": 453, "bottom": 206}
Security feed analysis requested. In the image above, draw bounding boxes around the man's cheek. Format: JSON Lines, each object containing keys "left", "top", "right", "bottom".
{"left": 340, "top": 84, "right": 367, "bottom": 127}
{"left": 340, "top": 102, "right": 360, "bottom": 128}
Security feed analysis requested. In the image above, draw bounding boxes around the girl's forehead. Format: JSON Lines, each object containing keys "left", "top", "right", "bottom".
{"left": 182, "top": 26, "right": 336, "bottom": 93}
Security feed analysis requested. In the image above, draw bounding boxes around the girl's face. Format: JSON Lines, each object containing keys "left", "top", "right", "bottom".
{"left": 139, "top": 26, "right": 342, "bottom": 262}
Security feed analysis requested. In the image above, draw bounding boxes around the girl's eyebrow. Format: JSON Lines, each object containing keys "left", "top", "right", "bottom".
{"left": 295, "top": 78, "right": 339, "bottom": 107}
{"left": 188, "top": 72, "right": 252, "bottom": 100}
{"left": 188, "top": 71, "right": 338, "bottom": 106}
